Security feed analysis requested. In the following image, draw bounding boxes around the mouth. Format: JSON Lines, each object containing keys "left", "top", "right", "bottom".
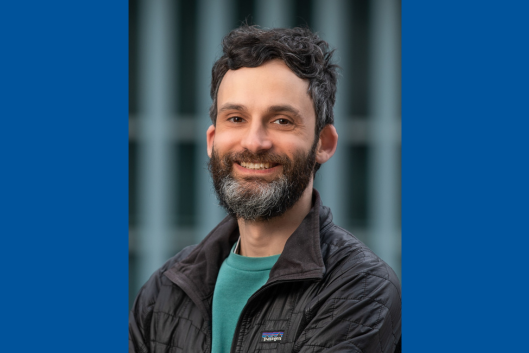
{"left": 237, "top": 161, "right": 279, "bottom": 170}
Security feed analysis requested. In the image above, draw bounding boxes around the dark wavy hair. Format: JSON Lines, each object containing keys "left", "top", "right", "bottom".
{"left": 209, "top": 25, "right": 339, "bottom": 136}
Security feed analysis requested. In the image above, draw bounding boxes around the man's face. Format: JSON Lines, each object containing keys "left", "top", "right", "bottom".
{"left": 207, "top": 59, "right": 319, "bottom": 220}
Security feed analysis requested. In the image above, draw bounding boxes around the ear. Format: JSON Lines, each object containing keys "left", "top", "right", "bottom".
{"left": 206, "top": 125, "right": 216, "bottom": 158}
{"left": 315, "top": 124, "right": 338, "bottom": 164}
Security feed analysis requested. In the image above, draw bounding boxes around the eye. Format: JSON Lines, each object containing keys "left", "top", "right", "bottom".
{"left": 227, "top": 116, "right": 245, "bottom": 123}
{"left": 272, "top": 118, "right": 292, "bottom": 125}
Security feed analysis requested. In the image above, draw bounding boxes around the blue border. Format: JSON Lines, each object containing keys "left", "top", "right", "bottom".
{"left": 403, "top": 1, "right": 529, "bottom": 352}
{"left": 1, "top": 1, "right": 128, "bottom": 351}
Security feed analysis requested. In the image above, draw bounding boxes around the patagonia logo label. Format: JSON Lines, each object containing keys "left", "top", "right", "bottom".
{"left": 261, "top": 331, "right": 284, "bottom": 342}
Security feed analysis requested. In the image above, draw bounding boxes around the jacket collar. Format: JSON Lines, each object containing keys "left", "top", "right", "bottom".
{"left": 164, "top": 189, "right": 331, "bottom": 321}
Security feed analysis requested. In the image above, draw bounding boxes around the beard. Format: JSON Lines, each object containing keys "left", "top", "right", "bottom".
{"left": 208, "top": 142, "right": 317, "bottom": 221}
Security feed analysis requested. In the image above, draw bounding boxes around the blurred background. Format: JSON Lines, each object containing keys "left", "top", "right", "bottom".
{"left": 129, "top": 0, "right": 401, "bottom": 308}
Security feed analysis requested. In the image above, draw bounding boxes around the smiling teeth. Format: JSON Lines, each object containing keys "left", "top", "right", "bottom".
{"left": 241, "top": 162, "right": 271, "bottom": 170}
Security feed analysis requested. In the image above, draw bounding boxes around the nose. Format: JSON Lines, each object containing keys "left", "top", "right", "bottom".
{"left": 240, "top": 121, "right": 273, "bottom": 153}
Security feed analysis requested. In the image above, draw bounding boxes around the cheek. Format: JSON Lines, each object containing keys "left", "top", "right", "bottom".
{"left": 280, "top": 139, "right": 313, "bottom": 157}
{"left": 215, "top": 124, "right": 266, "bottom": 152}
{"left": 213, "top": 132, "right": 239, "bottom": 154}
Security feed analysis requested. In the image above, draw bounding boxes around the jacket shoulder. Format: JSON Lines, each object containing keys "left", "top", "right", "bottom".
{"left": 132, "top": 244, "right": 197, "bottom": 310}
{"left": 296, "top": 225, "right": 402, "bottom": 352}
{"left": 320, "top": 224, "right": 401, "bottom": 341}
{"left": 128, "top": 245, "right": 197, "bottom": 352}
{"left": 320, "top": 224, "right": 401, "bottom": 297}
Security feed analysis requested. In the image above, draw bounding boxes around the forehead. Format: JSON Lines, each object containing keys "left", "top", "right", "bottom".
{"left": 217, "top": 60, "right": 314, "bottom": 119}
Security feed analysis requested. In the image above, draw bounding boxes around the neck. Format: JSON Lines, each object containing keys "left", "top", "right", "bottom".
{"left": 237, "top": 181, "right": 314, "bottom": 257}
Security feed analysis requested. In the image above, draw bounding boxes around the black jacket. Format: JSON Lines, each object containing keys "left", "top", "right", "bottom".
{"left": 129, "top": 191, "right": 401, "bottom": 353}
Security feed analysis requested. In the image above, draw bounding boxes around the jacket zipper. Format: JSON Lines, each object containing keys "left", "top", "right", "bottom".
{"left": 228, "top": 224, "right": 331, "bottom": 353}
{"left": 166, "top": 265, "right": 323, "bottom": 353}
{"left": 229, "top": 277, "right": 319, "bottom": 353}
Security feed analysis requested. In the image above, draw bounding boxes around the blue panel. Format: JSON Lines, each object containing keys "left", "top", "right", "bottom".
{"left": 0, "top": 1, "right": 128, "bottom": 351}
{"left": 403, "top": 1, "right": 529, "bottom": 352}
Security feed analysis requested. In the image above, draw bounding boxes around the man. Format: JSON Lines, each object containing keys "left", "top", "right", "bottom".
{"left": 129, "top": 26, "right": 401, "bottom": 353}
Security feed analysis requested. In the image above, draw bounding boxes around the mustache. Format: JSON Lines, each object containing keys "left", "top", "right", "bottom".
{"left": 221, "top": 150, "right": 291, "bottom": 166}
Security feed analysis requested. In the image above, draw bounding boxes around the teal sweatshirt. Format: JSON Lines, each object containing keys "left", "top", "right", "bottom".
{"left": 211, "top": 245, "right": 280, "bottom": 353}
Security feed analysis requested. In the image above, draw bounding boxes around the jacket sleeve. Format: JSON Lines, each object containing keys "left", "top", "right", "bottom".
{"left": 128, "top": 267, "right": 163, "bottom": 353}
{"left": 295, "top": 256, "right": 401, "bottom": 353}
{"left": 128, "top": 245, "right": 198, "bottom": 353}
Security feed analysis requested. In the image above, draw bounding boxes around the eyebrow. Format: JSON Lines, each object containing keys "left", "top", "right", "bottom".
{"left": 266, "top": 105, "right": 302, "bottom": 119}
{"left": 218, "top": 103, "right": 248, "bottom": 113}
